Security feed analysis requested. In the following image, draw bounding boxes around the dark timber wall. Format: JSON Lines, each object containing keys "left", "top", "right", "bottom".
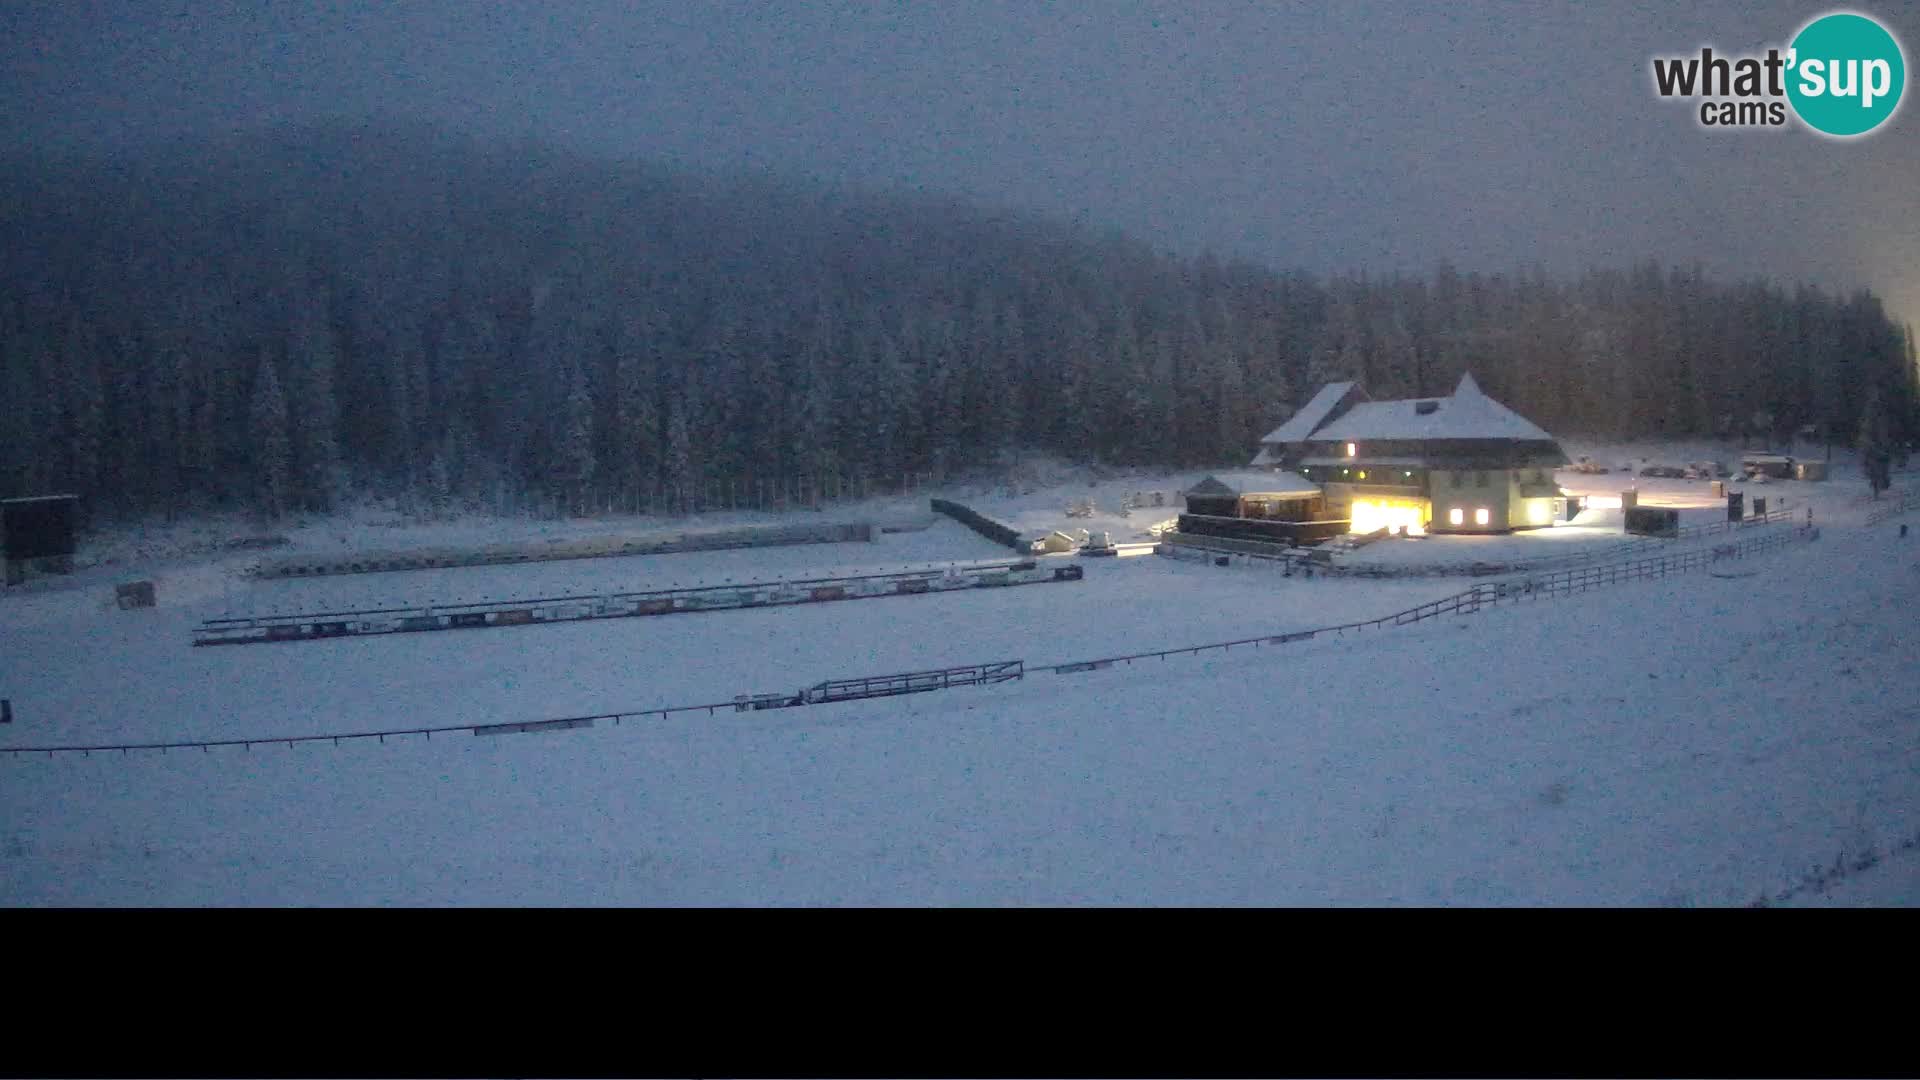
{"left": 930, "top": 499, "right": 1026, "bottom": 550}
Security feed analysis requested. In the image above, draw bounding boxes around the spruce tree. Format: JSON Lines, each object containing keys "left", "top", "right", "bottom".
{"left": 286, "top": 295, "right": 342, "bottom": 511}
{"left": 248, "top": 355, "right": 293, "bottom": 521}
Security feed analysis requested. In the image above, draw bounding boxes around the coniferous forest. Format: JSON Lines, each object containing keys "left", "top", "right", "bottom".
{"left": 2, "top": 123, "right": 1915, "bottom": 521}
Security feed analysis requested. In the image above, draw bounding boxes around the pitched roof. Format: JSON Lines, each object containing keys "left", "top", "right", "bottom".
{"left": 1308, "top": 373, "right": 1555, "bottom": 442}
{"left": 1186, "top": 471, "right": 1321, "bottom": 497}
{"left": 1260, "top": 381, "right": 1358, "bottom": 444}
{"left": 1183, "top": 475, "right": 1239, "bottom": 497}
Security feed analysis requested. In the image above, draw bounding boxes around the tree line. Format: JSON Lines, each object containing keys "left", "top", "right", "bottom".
{"left": 1, "top": 122, "right": 1914, "bottom": 521}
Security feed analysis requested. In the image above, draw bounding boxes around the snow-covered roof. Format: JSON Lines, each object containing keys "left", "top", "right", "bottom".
{"left": 1183, "top": 476, "right": 1238, "bottom": 497}
{"left": 1187, "top": 471, "right": 1321, "bottom": 497}
{"left": 1299, "top": 456, "right": 1429, "bottom": 468}
{"left": 1308, "top": 373, "right": 1555, "bottom": 443}
{"left": 1260, "top": 381, "right": 1358, "bottom": 445}
{"left": 1249, "top": 446, "right": 1276, "bottom": 468}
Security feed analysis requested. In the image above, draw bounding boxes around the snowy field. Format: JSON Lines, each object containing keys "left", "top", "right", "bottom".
{"left": 2, "top": 446, "right": 1917, "bottom": 905}
{"left": 0, "top": 518, "right": 1462, "bottom": 746}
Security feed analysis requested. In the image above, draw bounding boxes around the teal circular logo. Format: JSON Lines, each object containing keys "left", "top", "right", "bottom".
{"left": 1786, "top": 13, "right": 1906, "bottom": 136}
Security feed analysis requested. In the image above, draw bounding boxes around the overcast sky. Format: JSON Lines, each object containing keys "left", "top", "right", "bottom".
{"left": 5, "top": 1, "right": 1917, "bottom": 320}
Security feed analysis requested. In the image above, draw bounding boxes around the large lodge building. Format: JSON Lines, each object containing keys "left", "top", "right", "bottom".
{"left": 1182, "top": 373, "right": 1572, "bottom": 544}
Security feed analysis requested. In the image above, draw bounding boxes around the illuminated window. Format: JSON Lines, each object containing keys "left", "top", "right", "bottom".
{"left": 1350, "top": 499, "right": 1427, "bottom": 537}
{"left": 1448, "top": 508, "right": 1464, "bottom": 526}
{"left": 1474, "top": 508, "right": 1490, "bottom": 526}
{"left": 1356, "top": 471, "right": 1367, "bottom": 480}
{"left": 1346, "top": 442, "right": 1356, "bottom": 457}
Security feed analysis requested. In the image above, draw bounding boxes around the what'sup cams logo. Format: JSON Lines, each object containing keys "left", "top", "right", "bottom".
{"left": 1652, "top": 10, "right": 1906, "bottom": 136}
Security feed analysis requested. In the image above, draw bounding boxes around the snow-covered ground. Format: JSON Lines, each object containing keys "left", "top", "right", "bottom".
{"left": 2, "top": 447, "right": 1916, "bottom": 905}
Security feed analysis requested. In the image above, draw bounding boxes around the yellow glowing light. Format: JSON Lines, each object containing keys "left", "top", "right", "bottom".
{"left": 1346, "top": 442, "right": 1356, "bottom": 457}
{"left": 1448, "top": 507, "right": 1464, "bottom": 526}
{"left": 1351, "top": 498, "right": 1428, "bottom": 536}
{"left": 1526, "top": 499, "right": 1552, "bottom": 526}
{"left": 1474, "top": 508, "right": 1490, "bottom": 526}
{"left": 1356, "top": 470, "right": 1367, "bottom": 480}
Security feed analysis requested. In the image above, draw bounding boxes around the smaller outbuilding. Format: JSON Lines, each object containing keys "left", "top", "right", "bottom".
{"left": 1182, "top": 472, "right": 1327, "bottom": 521}
{"left": 1176, "top": 471, "right": 1346, "bottom": 547}
{"left": 1741, "top": 452, "right": 1795, "bottom": 479}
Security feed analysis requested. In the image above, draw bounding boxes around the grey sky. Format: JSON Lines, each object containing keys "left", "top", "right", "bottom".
{"left": 6, "top": 0, "right": 1917, "bottom": 319}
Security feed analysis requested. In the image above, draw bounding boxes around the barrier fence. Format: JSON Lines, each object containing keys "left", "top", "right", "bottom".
{"left": 0, "top": 700, "right": 744, "bottom": 758}
{"left": 0, "top": 661, "right": 1028, "bottom": 758}
{"left": 194, "top": 559, "right": 1082, "bottom": 646}
{"left": 3, "top": 526, "right": 1817, "bottom": 761}
{"left": 1674, "top": 505, "right": 1798, "bottom": 540}
{"left": 1162, "top": 507, "right": 1801, "bottom": 579}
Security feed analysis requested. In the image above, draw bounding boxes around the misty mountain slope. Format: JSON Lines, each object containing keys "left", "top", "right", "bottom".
{"left": 0, "top": 123, "right": 1911, "bottom": 525}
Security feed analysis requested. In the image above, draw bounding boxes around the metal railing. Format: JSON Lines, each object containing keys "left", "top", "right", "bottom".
{"left": 802, "top": 660, "right": 1024, "bottom": 704}
{"left": 0, "top": 699, "right": 746, "bottom": 758}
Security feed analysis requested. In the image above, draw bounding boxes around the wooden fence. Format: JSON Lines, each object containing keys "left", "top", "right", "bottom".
{"left": 1039, "top": 525, "right": 1813, "bottom": 672}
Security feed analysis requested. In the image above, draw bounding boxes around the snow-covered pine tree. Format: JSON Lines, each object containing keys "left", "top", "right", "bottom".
{"left": 787, "top": 301, "right": 838, "bottom": 483}
{"left": 423, "top": 441, "right": 455, "bottom": 519}
{"left": 0, "top": 324, "right": 48, "bottom": 494}
{"left": 286, "top": 293, "right": 342, "bottom": 511}
{"left": 248, "top": 354, "right": 293, "bottom": 521}
{"left": 553, "top": 351, "right": 597, "bottom": 514}
{"left": 664, "top": 385, "right": 696, "bottom": 513}
{"left": 1857, "top": 384, "right": 1894, "bottom": 498}
{"left": 611, "top": 309, "right": 662, "bottom": 513}
{"left": 58, "top": 318, "right": 105, "bottom": 500}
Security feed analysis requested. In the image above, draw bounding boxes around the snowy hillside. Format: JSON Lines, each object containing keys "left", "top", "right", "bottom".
{"left": 2, "top": 451, "right": 1916, "bottom": 905}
